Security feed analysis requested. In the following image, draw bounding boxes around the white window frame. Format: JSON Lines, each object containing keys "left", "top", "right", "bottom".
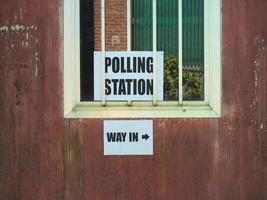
{"left": 63, "top": 0, "right": 221, "bottom": 118}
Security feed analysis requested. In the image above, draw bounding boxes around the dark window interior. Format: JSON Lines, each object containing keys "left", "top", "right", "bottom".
{"left": 80, "top": 0, "right": 94, "bottom": 101}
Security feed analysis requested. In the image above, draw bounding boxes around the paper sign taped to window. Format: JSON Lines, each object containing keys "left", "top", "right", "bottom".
{"left": 94, "top": 51, "right": 164, "bottom": 101}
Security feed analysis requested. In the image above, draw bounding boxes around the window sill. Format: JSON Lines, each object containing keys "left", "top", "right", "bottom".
{"left": 64, "top": 102, "right": 220, "bottom": 119}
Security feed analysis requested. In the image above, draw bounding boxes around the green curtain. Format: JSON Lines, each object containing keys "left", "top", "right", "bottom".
{"left": 132, "top": 0, "right": 204, "bottom": 66}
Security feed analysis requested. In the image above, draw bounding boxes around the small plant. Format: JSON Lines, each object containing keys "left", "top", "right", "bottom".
{"left": 164, "top": 55, "right": 203, "bottom": 100}
{"left": 164, "top": 55, "right": 179, "bottom": 100}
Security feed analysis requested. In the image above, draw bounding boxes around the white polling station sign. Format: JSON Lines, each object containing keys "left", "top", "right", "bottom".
{"left": 94, "top": 51, "right": 164, "bottom": 101}
{"left": 104, "top": 120, "right": 153, "bottom": 155}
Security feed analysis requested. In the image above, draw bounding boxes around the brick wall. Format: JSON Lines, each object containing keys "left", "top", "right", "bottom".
{"left": 94, "top": 0, "right": 127, "bottom": 51}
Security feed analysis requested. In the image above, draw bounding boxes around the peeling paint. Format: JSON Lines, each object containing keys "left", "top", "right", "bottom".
{"left": 250, "top": 36, "right": 266, "bottom": 127}
{"left": 0, "top": 25, "right": 9, "bottom": 32}
{"left": 259, "top": 122, "right": 264, "bottom": 129}
{"left": 251, "top": 36, "right": 265, "bottom": 109}
{"left": 0, "top": 24, "right": 38, "bottom": 33}
{"left": 21, "top": 40, "right": 29, "bottom": 48}
{"left": 24, "top": 41, "right": 29, "bottom": 48}
{"left": 35, "top": 52, "right": 39, "bottom": 61}
{"left": 19, "top": 9, "right": 23, "bottom": 20}
{"left": 34, "top": 52, "right": 40, "bottom": 77}
{"left": 1, "top": 24, "right": 39, "bottom": 51}
{"left": 35, "top": 64, "right": 38, "bottom": 77}
{"left": 0, "top": 23, "right": 40, "bottom": 80}
{"left": 10, "top": 25, "right": 26, "bottom": 31}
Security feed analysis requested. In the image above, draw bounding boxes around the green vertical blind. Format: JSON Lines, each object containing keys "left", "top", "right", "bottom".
{"left": 132, "top": 0, "right": 152, "bottom": 51}
{"left": 183, "top": 0, "right": 204, "bottom": 65}
{"left": 132, "top": 0, "right": 204, "bottom": 66}
{"left": 157, "top": 0, "right": 178, "bottom": 57}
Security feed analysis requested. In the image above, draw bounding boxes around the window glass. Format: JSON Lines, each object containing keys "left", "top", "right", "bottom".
{"left": 80, "top": 0, "right": 94, "bottom": 101}
{"left": 132, "top": 0, "right": 204, "bottom": 101}
{"left": 182, "top": 0, "right": 204, "bottom": 101}
{"left": 80, "top": 0, "right": 204, "bottom": 102}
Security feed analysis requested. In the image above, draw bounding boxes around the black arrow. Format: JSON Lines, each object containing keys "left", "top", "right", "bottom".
{"left": 142, "top": 133, "right": 149, "bottom": 140}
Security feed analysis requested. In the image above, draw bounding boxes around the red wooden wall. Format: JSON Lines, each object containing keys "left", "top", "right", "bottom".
{"left": 0, "top": 0, "right": 267, "bottom": 199}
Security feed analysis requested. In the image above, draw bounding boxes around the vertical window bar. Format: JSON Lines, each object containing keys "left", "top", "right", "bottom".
{"left": 101, "top": 0, "right": 106, "bottom": 105}
{"left": 152, "top": 0, "right": 157, "bottom": 106}
{"left": 127, "top": 0, "right": 131, "bottom": 51}
{"left": 178, "top": 0, "right": 183, "bottom": 104}
{"left": 204, "top": 0, "right": 209, "bottom": 103}
{"left": 127, "top": 0, "right": 132, "bottom": 106}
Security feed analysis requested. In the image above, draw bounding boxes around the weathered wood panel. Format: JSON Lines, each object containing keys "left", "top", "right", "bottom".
{"left": 69, "top": 119, "right": 220, "bottom": 200}
{"left": 69, "top": 0, "right": 267, "bottom": 200}
{"left": 220, "top": 0, "right": 267, "bottom": 199}
{"left": 0, "top": 0, "right": 66, "bottom": 199}
{"left": 0, "top": 0, "right": 267, "bottom": 199}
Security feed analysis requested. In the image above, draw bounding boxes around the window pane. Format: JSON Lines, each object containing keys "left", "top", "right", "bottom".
{"left": 132, "top": 0, "right": 204, "bottom": 101}
{"left": 182, "top": 0, "right": 204, "bottom": 101}
{"left": 80, "top": 0, "right": 94, "bottom": 101}
{"left": 132, "top": 0, "right": 179, "bottom": 101}
{"left": 81, "top": 0, "right": 129, "bottom": 101}
{"left": 132, "top": 0, "right": 153, "bottom": 51}
{"left": 157, "top": 0, "right": 178, "bottom": 57}
{"left": 157, "top": 0, "right": 178, "bottom": 101}
{"left": 81, "top": 0, "right": 205, "bottom": 102}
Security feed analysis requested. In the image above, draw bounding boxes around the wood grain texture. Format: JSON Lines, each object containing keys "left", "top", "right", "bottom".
{"left": 69, "top": 119, "right": 220, "bottom": 200}
{"left": 69, "top": 0, "right": 267, "bottom": 199}
{"left": 220, "top": 0, "right": 267, "bottom": 199}
{"left": 0, "top": 0, "right": 66, "bottom": 199}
